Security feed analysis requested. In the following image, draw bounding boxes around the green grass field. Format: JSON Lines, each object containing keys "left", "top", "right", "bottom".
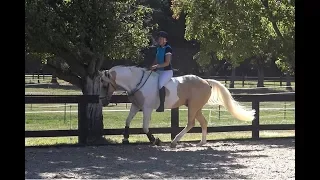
{"left": 25, "top": 78, "right": 295, "bottom": 146}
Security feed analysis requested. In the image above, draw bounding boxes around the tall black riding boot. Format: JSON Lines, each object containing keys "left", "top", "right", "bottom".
{"left": 156, "top": 87, "right": 165, "bottom": 112}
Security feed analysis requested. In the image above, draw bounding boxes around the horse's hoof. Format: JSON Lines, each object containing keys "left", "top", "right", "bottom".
{"left": 170, "top": 143, "right": 177, "bottom": 148}
{"left": 196, "top": 142, "right": 206, "bottom": 147}
{"left": 154, "top": 138, "right": 162, "bottom": 146}
{"left": 122, "top": 139, "right": 130, "bottom": 144}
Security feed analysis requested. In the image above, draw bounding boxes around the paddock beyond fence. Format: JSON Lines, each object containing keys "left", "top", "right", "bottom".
{"left": 25, "top": 93, "right": 295, "bottom": 145}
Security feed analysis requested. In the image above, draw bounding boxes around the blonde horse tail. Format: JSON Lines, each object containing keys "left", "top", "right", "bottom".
{"left": 205, "top": 79, "right": 255, "bottom": 121}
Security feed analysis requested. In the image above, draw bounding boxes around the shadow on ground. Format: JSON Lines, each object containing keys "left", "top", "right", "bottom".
{"left": 25, "top": 145, "right": 247, "bottom": 179}
{"left": 208, "top": 137, "right": 295, "bottom": 149}
{"left": 25, "top": 138, "right": 294, "bottom": 179}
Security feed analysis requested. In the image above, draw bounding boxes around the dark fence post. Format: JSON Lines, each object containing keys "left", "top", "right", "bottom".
{"left": 252, "top": 101, "right": 260, "bottom": 139}
{"left": 78, "top": 101, "right": 88, "bottom": 145}
{"left": 224, "top": 76, "right": 227, "bottom": 86}
{"left": 37, "top": 73, "right": 40, "bottom": 83}
{"left": 171, "top": 108, "right": 179, "bottom": 140}
{"left": 242, "top": 74, "right": 245, "bottom": 87}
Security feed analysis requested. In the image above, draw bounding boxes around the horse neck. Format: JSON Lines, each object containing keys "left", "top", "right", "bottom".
{"left": 114, "top": 67, "right": 144, "bottom": 92}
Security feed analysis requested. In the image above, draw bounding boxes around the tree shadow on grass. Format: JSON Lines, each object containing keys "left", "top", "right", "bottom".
{"left": 25, "top": 139, "right": 291, "bottom": 179}
{"left": 230, "top": 87, "right": 294, "bottom": 94}
{"left": 25, "top": 83, "right": 81, "bottom": 91}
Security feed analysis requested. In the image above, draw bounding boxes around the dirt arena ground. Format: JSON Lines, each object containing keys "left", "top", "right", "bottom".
{"left": 25, "top": 138, "right": 295, "bottom": 179}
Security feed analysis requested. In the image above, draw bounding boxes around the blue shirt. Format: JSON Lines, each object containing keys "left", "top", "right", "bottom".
{"left": 156, "top": 43, "right": 173, "bottom": 71}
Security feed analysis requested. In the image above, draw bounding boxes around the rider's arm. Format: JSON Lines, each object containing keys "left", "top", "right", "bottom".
{"left": 152, "top": 57, "right": 157, "bottom": 65}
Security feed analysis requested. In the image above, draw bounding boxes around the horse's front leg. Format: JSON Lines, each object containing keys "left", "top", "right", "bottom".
{"left": 143, "top": 108, "right": 161, "bottom": 145}
{"left": 122, "top": 104, "right": 140, "bottom": 144}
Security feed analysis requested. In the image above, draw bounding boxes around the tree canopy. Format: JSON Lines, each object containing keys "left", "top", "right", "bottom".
{"left": 25, "top": 0, "right": 156, "bottom": 89}
{"left": 171, "top": 0, "right": 295, "bottom": 73}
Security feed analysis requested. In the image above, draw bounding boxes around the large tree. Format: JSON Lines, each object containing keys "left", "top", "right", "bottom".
{"left": 261, "top": 0, "right": 295, "bottom": 87}
{"left": 25, "top": 0, "right": 155, "bottom": 142}
{"left": 171, "top": 0, "right": 295, "bottom": 86}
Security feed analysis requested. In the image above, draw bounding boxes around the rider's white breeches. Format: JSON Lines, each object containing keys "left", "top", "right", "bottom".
{"left": 157, "top": 70, "right": 173, "bottom": 89}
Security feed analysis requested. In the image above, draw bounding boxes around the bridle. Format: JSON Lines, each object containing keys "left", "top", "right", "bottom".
{"left": 99, "top": 70, "right": 118, "bottom": 101}
{"left": 100, "top": 69, "right": 153, "bottom": 102}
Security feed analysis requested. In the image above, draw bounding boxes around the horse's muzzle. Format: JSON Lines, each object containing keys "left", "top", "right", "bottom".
{"left": 100, "top": 97, "right": 110, "bottom": 107}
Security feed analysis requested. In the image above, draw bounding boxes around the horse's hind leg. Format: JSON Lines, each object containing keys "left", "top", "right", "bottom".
{"left": 170, "top": 106, "right": 198, "bottom": 148}
{"left": 195, "top": 110, "right": 208, "bottom": 146}
{"left": 123, "top": 104, "right": 140, "bottom": 144}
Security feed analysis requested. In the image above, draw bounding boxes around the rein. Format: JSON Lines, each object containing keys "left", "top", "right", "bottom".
{"left": 127, "top": 69, "right": 153, "bottom": 96}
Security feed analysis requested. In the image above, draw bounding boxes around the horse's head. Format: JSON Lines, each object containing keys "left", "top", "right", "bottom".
{"left": 99, "top": 70, "right": 118, "bottom": 107}
{"left": 99, "top": 65, "right": 150, "bottom": 106}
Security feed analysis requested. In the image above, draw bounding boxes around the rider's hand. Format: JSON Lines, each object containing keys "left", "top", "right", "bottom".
{"left": 151, "top": 64, "right": 158, "bottom": 70}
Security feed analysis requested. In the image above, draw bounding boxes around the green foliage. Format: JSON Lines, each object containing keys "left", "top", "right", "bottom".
{"left": 263, "top": 0, "right": 295, "bottom": 73}
{"left": 171, "top": 0, "right": 294, "bottom": 73}
{"left": 25, "top": 0, "right": 156, "bottom": 81}
{"left": 141, "top": 0, "right": 187, "bottom": 44}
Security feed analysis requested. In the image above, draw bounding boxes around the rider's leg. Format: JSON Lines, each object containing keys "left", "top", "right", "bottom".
{"left": 156, "top": 70, "right": 173, "bottom": 112}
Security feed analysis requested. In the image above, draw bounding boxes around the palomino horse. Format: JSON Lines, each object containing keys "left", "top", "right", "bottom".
{"left": 99, "top": 65, "right": 255, "bottom": 147}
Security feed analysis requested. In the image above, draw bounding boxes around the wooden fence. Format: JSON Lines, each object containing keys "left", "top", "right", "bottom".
{"left": 207, "top": 75, "right": 294, "bottom": 87}
{"left": 25, "top": 95, "right": 99, "bottom": 144}
{"left": 25, "top": 73, "right": 294, "bottom": 87}
{"left": 25, "top": 92, "right": 295, "bottom": 145}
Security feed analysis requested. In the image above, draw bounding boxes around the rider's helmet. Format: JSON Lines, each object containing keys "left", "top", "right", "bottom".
{"left": 157, "top": 31, "right": 169, "bottom": 40}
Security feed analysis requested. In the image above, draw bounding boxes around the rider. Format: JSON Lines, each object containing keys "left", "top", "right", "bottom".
{"left": 151, "top": 31, "right": 173, "bottom": 112}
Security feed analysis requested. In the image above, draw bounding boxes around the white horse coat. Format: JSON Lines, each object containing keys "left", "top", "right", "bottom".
{"left": 100, "top": 65, "right": 255, "bottom": 147}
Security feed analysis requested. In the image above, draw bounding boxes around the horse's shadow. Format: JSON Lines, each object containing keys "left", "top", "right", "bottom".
{"left": 25, "top": 139, "right": 295, "bottom": 179}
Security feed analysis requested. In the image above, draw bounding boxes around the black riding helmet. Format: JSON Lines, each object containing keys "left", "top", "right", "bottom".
{"left": 157, "top": 31, "right": 168, "bottom": 40}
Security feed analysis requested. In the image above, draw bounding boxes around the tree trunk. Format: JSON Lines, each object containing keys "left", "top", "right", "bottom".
{"left": 285, "top": 72, "right": 292, "bottom": 90}
{"left": 257, "top": 66, "right": 264, "bottom": 87}
{"left": 257, "top": 57, "right": 265, "bottom": 87}
{"left": 82, "top": 74, "right": 104, "bottom": 142}
{"left": 229, "top": 66, "right": 236, "bottom": 88}
{"left": 50, "top": 74, "right": 59, "bottom": 84}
